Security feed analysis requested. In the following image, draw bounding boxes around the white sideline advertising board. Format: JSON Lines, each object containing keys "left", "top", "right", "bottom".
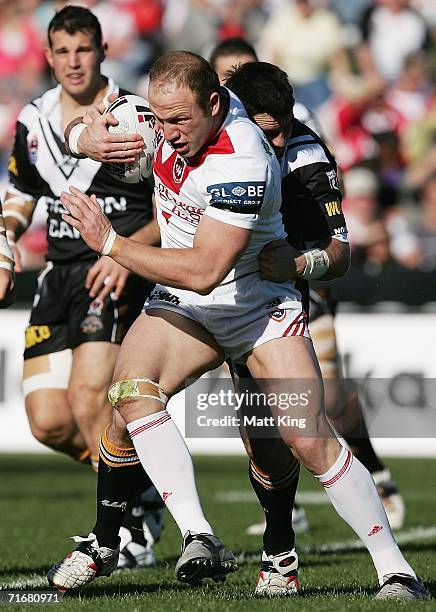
{"left": 0, "top": 309, "right": 435, "bottom": 456}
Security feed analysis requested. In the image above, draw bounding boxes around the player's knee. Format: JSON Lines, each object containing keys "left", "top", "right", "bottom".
{"left": 68, "top": 381, "right": 107, "bottom": 421}
{"left": 26, "top": 400, "right": 74, "bottom": 449}
{"left": 290, "top": 437, "right": 330, "bottom": 472}
{"left": 108, "top": 377, "right": 168, "bottom": 414}
{"left": 107, "top": 415, "right": 132, "bottom": 447}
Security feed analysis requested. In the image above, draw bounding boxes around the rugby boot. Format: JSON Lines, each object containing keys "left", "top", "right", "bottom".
{"left": 375, "top": 574, "right": 430, "bottom": 600}
{"left": 47, "top": 533, "right": 119, "bottom": 592}
{"left": 255, "top": 549, "right": 300, "bottom": 596}
{"left": 175, "top": 531, "right": 238, "bottom": 585}
{"left": 372, "top": 469, "right": 405, "bottom": 530}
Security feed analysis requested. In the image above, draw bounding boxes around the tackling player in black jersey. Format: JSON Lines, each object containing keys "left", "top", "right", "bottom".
{"left": 3, "top": 6, "right": 163, "bottom": 569}
{"left": 224, "top": 61, "right": 415, "bottom": 599}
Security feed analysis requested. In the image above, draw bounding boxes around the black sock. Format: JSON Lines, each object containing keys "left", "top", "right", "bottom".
{"left": 92, "top": 431, "right": 147, "bottom": 549}
{"left": 249, "top": 460, "right": 299, "bottom": 556}
{"left": 344, "top": 435, "right": 385, "bottom": 474}
{"left": 337, "top": 388, "right": 385, "bottom": 474}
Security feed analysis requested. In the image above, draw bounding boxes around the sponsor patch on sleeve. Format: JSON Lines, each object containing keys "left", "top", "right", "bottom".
{"left": 207, "top": 181, "right": 266, "bottom": 214}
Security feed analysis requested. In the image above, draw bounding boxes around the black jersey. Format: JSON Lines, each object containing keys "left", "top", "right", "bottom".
{"left": 279, "top": 118, "right": 348, "bottom": 319}
{"left": 7, "top": 79, "right": 153, "bottom": 264}
{"left": 280, "top": 118, "right": 347, "bottom": 250}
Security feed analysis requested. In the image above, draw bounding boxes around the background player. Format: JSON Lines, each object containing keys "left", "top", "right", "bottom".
{"left": 3, "top": 6, "right": 163, "bottom": 569}
{"left": 0, "top": 201, "right": 15, "bottom": 308}
{"left": 209, "top": 40, "right": 405, "bottom": 534}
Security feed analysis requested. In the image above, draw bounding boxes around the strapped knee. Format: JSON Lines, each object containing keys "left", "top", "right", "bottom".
{"left": 108, "top": 377, "right": 168, "bottom": 408}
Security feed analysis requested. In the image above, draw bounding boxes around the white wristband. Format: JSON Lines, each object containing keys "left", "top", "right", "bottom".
{"left": 68, "top": 123, "right": 87, "bottom": 156}
{"left": 0, "top": 230, "right": 14, "bottom": 271}
{"left": 301, "top": 249, "right": 329, "bottom": 280}
{"left": 6, "top": 229, "right": 16, "bottom": 247}
{"left": 101, "top": 227, "right": 118, "bottom": 256}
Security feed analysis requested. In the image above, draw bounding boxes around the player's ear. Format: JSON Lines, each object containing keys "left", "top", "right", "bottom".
{"left": 98, "top": 42, "right": 107, "bottom": 64}
{"left": 209, "top": 92, "right": 220, "bottom": 118}
{"left": 45, "top": 46, "right": 54, "bottom": 70}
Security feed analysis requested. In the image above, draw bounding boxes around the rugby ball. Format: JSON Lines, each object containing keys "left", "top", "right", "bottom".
{"left": 104, "top": 94, "right": 155, "bottom": 183}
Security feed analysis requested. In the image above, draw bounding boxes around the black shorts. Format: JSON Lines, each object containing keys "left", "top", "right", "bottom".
{"left": 24, "top": 260, "right": 153, "bottom": 360}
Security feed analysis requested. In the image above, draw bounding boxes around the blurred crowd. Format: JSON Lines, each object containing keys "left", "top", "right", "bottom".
{"left": 1, "top": 0, "right": 436, "bottom": 278}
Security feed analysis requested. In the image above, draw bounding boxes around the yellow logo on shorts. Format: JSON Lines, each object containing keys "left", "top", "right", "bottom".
{"left": 25, "top": 325, "right": 51, "bottom": 349}
{"left": 8, "top": 155, "right": 18, "bottom": 176}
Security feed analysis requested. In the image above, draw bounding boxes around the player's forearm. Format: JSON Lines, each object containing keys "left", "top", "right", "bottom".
{"left": 129, "top": 217, "right": 161, "bottom": 247}
{"left": 109, "top": 236, "right": 223, "bottom": 294}
{"left": 321, "top": 239, "right": 350, "bottom": 280}
{"left": 0, "top": 210, "right": 15, "bottom": 272}
{"left": 2, "top": 192, "right": 36, "bottom": 242}
{"left": 294, "top": 239, "right": 350, "bottom": 281}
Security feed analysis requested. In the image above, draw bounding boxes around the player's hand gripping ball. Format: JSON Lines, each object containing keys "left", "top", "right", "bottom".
{"left": 104, "top": 95, "right": 155, "bottom": 183}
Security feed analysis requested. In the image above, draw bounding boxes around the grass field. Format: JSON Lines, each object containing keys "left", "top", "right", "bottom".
{"left": 0, "top": 454, "right": 435, "bottom": 611}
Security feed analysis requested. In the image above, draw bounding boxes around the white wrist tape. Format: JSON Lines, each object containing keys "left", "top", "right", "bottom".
{"left": 6, "top": 230, "right": 16, "bottom": 246}
{"left": 101, "top": 227, "right": 118, "bottom": 256}
{"left": 68, "top": 123, "right": 87, "bottom": 156}
{"left": 0, "top": 225, "right": 15, "bottom": 271}
{"left": 301, "top": 249, "right": 329, "bottom": 280}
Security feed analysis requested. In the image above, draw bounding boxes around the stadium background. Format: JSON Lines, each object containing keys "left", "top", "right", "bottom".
{"left": 0, "top": 1, "right": 435, "bottom": 608}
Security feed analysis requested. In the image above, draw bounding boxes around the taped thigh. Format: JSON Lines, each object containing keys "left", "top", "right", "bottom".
{"left": 23, "top": 349, "right": 72, "bottom": 397}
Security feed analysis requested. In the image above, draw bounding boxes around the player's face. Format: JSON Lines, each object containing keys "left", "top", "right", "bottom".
{"left": 149, "top": 83, "right": 221, "bottom": 158}
{"left": 45, "top": 29, "right": 102, "bottom": 98}
{"left": 214, "top": 53, "right": 257, "bottom": 85}
{"left": 253, "top": 113, "right": 293, "bottom": 159}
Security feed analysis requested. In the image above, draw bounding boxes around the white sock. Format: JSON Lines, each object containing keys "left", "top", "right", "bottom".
{"left": 316, "top": 446, "right": 416, "bottom": 584}
{"left": 127, "top": 410, "right": 213, "bottom": 536}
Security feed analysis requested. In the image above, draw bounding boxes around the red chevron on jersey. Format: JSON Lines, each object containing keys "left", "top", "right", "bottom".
{"left": 153, "top": 129, "right": 235, "bottom": 195}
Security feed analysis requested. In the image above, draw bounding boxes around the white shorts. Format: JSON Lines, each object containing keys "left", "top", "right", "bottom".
{"left": 143, "top": 274, "right": 309, "bottom": 362}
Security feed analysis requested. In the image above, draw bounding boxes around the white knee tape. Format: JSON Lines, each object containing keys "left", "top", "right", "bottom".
{"left": 23, "top": 350, "right": 72, "bottom": 397}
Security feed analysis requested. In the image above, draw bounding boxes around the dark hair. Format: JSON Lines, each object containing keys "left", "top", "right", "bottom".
{"left": 209, "top": 38, "right": 258, "bottom": 69}
{"left": 48, "top": 5, "right": 103, "bottom": 49}
{"left": 150, "top": 51, "right": 220, "bottom": 113}
{"left": 225, "top": 61, "right": 294, "bottom": 121}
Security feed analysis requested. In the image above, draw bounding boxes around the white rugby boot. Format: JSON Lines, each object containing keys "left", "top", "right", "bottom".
{"left": 372, "top": 469, "right": 405, "bottom": 530}
{"left": 255, "top": 549, "right": 300, "bottom": 596}
{"left": 47, "top": 533, "right": 119, "bottom": 592}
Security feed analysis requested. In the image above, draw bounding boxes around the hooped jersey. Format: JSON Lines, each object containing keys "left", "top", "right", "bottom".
{"left": 7, "top": 79, "right": 153, "bottom": 264}
{"left": 280, "top": 118, "right": 348, "bottom": 251}
{"left": 152, "top": 88, "right": 285, "bottom": 292}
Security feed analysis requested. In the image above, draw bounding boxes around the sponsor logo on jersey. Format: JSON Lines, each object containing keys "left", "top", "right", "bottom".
{"left": 326, "top": 169, "right": 339, "bottom": 191}
{"left": 8, "top": 155, "right": 18, "bottom": 176}
{"left": 25, "top": 325, "right": 51, "bottom": 349}
{"left": 325, "top": 200, "right": 342, "bottom": 217}
{"left": 207, "top": 181, "right": 266, "bottom": 214}
{"left": 149, "top": 289, "right": 181, "bottom": 305}
{"left": 173, "top": 155, "right": 186, "bottom": 184}
{"left": 334, "top": 226, "right": 347, "bottom": 235}
{"left": 28, "top": 135, "right": 38, "bottom": 164}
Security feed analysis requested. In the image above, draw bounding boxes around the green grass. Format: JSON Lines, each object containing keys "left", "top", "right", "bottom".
{"left": 0, "top": 455, "right": 435, "bottom": 611}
